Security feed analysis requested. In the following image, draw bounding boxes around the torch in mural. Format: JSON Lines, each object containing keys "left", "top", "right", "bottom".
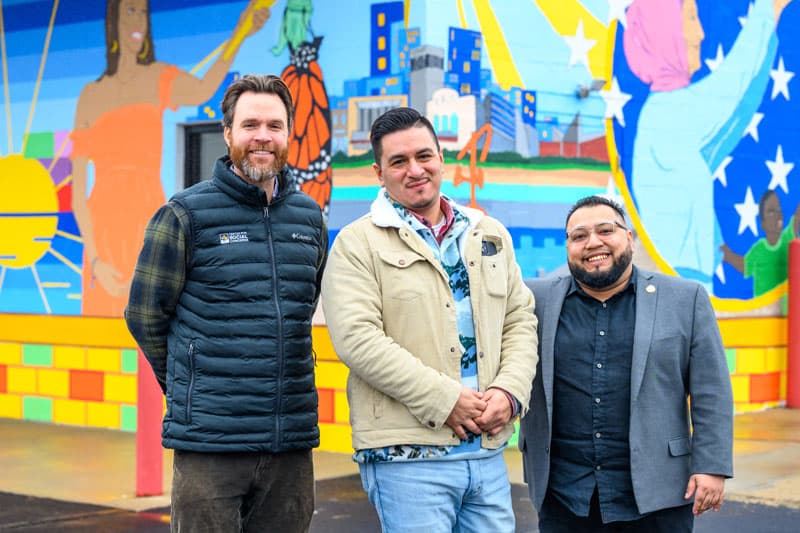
{"left": 453, "top": 124, "right": 493, "bottom": 214}
{"left": 70, "top": 0, "right": 269, "bottom": 317}
{"left": 273, "top": 0, "right": 334, "bottom": 216}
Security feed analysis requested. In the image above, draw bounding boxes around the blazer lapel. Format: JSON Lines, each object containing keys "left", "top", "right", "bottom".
{"left": 631, "top": 270, "right": 658, "bottom": 401}
{"left": 542, "top": 276, "right": 570, "bottom": 424}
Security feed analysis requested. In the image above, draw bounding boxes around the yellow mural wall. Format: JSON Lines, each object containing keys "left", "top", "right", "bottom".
{"left": 0, "top": 314, "right": 788, "bottom": 453}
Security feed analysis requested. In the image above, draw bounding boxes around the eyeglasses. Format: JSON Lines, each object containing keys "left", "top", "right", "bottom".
{"left": 566, "top": 221, "right": 627, "bottom": 244}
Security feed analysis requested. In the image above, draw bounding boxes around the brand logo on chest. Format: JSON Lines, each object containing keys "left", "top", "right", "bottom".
{"left": 219, "top": 231, "right": 249, "bottom": 244}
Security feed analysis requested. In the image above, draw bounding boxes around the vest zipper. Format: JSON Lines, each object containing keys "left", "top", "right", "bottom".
{"left": 264, "top": 206, "right": 285, "bottom": 449}
{"left": 186, "top": 341, "right": 196, "bottom": 425}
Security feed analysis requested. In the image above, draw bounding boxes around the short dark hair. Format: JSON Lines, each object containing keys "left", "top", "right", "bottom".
{"left": 221, "top": 74, "right": 294, "bottom": 132}
{"left": 565, "top": 195, "right": 627, "bottom": 229}
{"left": 369, "top": 107, "right": 440, "bottom": 164}
{"left": 758, "top": 189, "right": 778, "bottom": 217}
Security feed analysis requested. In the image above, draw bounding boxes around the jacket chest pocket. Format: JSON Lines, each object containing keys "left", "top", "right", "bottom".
{"left": 377, "top": 250, "right": 428, "bottom": 302}
{"left": 480, "top": 236, "right": 508, "bottom": 297}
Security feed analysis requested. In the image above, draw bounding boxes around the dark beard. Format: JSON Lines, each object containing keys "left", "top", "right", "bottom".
{"left": 231, "top": 145, "right": 288, "bottom": 185}
{"left": 568, "top": 245, "right": 633, "bottom": 289}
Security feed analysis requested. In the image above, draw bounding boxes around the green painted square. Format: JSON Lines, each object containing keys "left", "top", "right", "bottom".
{"left": 23, "top": 397, "right": 53, "bottom": 422}
{"left": 23, "top": 344, "right": 53, "bottom": 367}
{"left": 120, "top": 405, "right": 137, "bottom": 432}
{"left": 507, "top": 421, "right": 519, "bottom": 448}
{"left": 121, "top": 349, "right": 138, "bottom": 374}
{"left": 23, "top": 132, "right": 54, "bottom": 159}
{"left": 725, "top": 348, "right": 736, "bottom": 374}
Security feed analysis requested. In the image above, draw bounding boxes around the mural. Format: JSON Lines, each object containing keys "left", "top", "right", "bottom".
{"left": 612, "top": 0, "right": 798, "bottom": 308}
{"left": 0, "top": 0, "right": 798, "bottom": 319}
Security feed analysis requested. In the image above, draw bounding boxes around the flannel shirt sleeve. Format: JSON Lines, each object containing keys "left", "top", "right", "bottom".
{"left": 124, "top": 203, "right": 188, "bottom": 393}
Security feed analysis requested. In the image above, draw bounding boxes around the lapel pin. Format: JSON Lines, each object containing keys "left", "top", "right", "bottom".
{"left": 646, "top": 284, "right": 656, "bottom": 293}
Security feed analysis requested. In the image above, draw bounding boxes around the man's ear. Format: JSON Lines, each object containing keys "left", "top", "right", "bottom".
{"left": 372, "top": 162, "right": 384, "bottom": 185}
{"left": 223, "top": 127, "right": 232, "bottom": 150}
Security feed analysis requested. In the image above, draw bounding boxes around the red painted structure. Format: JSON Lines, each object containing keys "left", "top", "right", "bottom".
{"left": 788, "top": 241, "right": 800, "bottom": 408}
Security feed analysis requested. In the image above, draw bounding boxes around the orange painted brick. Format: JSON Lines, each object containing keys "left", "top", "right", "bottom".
{"left": 749, "top": 372, "right": 781, "bottom": 403}
{"left": 0, "top": 365, "right": 6, "bottom": 393}
{"left": 318, "top": 388, "right": 335, "bottom": 424}
{"left": 69, "top": 370, "right": 104, "bottom": 401}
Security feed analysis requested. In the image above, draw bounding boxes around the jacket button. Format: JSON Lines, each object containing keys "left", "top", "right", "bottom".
{"left": 399, "top": 259, "right": 406, "bottom": 265}
{"left": 469, "top": 261, "right": 475, "bottom": 266}
{"left": 450, "top": 347, "right": 456, "bottom": 352}
{"left": 428, "top": 421, "right": 436, "bottom": 428}
{"left": 478, "top": 351, "right": 484, "bottom": 358}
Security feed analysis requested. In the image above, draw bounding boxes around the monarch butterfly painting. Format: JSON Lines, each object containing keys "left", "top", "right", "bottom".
{"left": 274, "top": 0, "right": 333, "bottom": 216}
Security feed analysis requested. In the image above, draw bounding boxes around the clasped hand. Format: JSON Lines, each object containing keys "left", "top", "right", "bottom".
{"left": 445, "top": 387, "right": 513, "bottom": 440}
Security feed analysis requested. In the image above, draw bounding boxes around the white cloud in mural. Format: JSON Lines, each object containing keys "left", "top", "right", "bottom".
{"left": 606, "top": 0, "right": 633, "bottom": 29}
{"left": 563, "top": 19, "right": 596, "bottom": 68}
{"left": 766, "top": 145, "right": 794, "bottom": 194}
{"left": 734, "top": 187, "right": 760, "bottom": 236}
{"left": 705, "top": 44, "right": 725, "bottom": 73}
{"left": 713, "top": 156, "right": 733, "bottom": 187}
{"left": 600, "top": 77, "right": 632, "bottom": 127}
{"left": 742, "top": 112, "right": 763, "bottom": 142}
{"left": 770, "top": 57, "right": 794, "bottom": 101}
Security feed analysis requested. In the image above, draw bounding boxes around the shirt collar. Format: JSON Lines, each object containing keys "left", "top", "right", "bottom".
{"left": 385, "top": 193, "right": 457, "bottom": 244}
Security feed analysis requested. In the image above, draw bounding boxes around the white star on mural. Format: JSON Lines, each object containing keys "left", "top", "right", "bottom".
{"left": 738, "top": 2, "right": 754, "bottom": 27}
{"left": 770, "top": 57, "right": 794, "bottom": 100}
{"left": 607, "top": 0, "right": 633, "bottom": 28}
{"left": 705, "top": 44, "right": 725, "bottom": 72}
{"left": 742, "top": 112, "right": 764, "bottom": 142}
{"left": 713, "top": 156, "right": 733, "bottom": 187}
{"left": 600, "top": 77, "right": 633, "bottom": 127}
{"left": 734, "top": 187, "right": 760, "bottom": 236}
{"left": 766, "top": 145, "right": 794, "bottom": 193}
{"left": 715, "top": 263, "right": 726, "bottom": 284}
{"left": 563, "top": 19, "right": 596, "bottom": 68}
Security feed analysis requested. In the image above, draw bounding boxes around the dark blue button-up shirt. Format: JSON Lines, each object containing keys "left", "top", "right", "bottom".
{"left": 549, "top": 270, "right": 639, "bottom": 523}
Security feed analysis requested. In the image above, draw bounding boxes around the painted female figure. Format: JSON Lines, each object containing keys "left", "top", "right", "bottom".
{"left": 624, "top": 0, "right": 792, "bottom": 285}
{"left": 71, "top": 0, "right": 269, "bottom": 316}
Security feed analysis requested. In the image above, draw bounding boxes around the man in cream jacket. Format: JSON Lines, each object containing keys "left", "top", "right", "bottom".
{"left": 322, "top": 107, "right": 538, "bottom": 533}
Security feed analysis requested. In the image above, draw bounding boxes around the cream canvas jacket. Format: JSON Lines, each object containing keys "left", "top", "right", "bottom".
{"left": 321, "top": 191, "right": 538, "bottom": 450}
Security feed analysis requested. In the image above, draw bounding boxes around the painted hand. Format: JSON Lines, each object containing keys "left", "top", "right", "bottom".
{"left": 684, "top": 473, "right": 726, "bottom": 516}
{"left": 93, "top": 258, "right": 129, "bottom": 297}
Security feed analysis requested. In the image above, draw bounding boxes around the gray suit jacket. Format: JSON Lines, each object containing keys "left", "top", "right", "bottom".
{"left": 519, "top": 269, "right": 733, "bottom": 514}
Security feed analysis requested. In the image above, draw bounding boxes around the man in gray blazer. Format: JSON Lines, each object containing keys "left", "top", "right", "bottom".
{"left": 520, "top": 195, "right": 733, "bottom": 532}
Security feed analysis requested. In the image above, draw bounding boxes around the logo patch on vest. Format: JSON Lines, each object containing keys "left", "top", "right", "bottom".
{"left": 292, "top": 232, "right": 314, "bottom": 243}
{"left": 219, "top": 231, "right": 249, "bottom": 244}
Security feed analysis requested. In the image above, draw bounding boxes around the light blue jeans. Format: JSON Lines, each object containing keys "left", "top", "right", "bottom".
{"left": 358, "top": 452, "right": 514, "bottom": 533}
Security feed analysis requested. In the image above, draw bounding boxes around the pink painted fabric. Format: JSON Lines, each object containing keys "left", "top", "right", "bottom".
{"left": 623, "top": 0, "right": 690, "bottom": 91}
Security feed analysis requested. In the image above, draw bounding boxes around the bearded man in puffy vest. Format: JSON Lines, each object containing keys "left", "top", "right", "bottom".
{"left": 126, "top": 74, "right": 327, "bottom": 533}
